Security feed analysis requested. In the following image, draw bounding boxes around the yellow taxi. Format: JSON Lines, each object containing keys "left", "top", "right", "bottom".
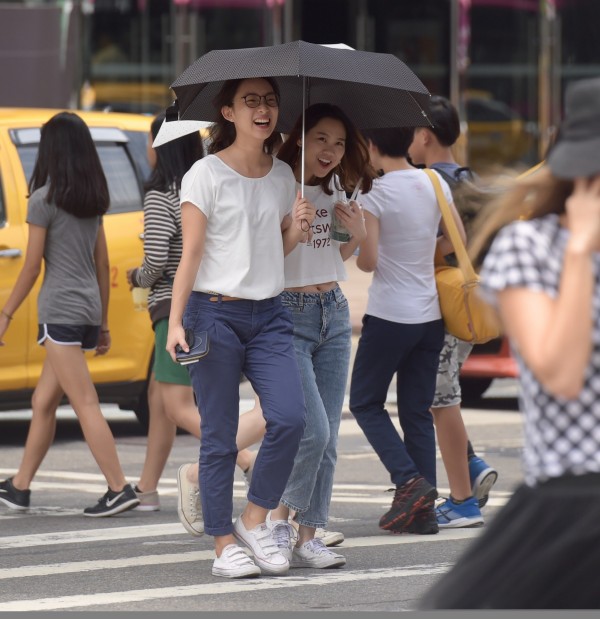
{"left": 0, "top": 108, "right": 155, "bottom": 425}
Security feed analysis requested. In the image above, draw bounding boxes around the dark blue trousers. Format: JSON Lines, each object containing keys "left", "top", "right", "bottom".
{"left": 184, "top": 292, "right": 306, "bottom": 536}
{"left": 349, "top": 314, "right": 444, "bottom": 488}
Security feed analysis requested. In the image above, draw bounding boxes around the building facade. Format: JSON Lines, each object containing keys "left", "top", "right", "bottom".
{"left": 1, "top": 0, "right": 598, "bottom": 171}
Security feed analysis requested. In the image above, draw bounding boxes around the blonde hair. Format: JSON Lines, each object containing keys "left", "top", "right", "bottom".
{"left": 469, "top": 165, "right": 573, "bottom": 269}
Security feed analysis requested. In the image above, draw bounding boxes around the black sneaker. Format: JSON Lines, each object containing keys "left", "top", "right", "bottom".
{"left": 0, "top": 478, "right": 30, "bottom": 510}
{"left": 379, "top": 475, "right": 438, "bottom": 531}
{"left": 83, "top": 483, "right": 140, "bottom": 517}
{"left": 399, "top": 507, "right": 439, "bottom": 535}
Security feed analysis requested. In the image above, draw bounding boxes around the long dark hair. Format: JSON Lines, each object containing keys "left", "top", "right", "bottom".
{"left": 29, "top": 112, "right": 109, "bottom": 218}
{"left": 145, "top": 112, "right": 204, "bottom": 193}
{"left": 277, "top": 103, "right": 376, "bottom": 196}
{"left": 207, "top": 77, "right": 282, "bottom": 155}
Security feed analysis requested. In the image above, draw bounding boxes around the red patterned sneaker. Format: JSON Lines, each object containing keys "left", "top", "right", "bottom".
{"left": 379, "top": 476, "right": 438, "bottom": 531}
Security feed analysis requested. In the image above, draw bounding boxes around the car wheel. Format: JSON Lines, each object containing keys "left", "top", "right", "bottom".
{"left": 460, "top": 377, "right": 493, "bottom": 403}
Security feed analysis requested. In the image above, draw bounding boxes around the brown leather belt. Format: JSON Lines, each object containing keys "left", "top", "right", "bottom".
{"left": 208, "top": 294, "right": 242, "bottom": 302}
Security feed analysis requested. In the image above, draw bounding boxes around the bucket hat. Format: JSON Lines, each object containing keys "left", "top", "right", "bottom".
{"left": 547, "top": 76, "right": 600, "bottom": 179}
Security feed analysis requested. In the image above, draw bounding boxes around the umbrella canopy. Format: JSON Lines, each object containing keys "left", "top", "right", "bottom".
{"left": 152, "top": 119, "right": 211, "bottom": 148}
{"left": 170, "top": 40, "right": 432, "bottom": 132}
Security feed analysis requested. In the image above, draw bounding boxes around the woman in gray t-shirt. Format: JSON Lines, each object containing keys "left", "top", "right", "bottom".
{"left": 0, "top": 112, "right": 139, "bottom": 518}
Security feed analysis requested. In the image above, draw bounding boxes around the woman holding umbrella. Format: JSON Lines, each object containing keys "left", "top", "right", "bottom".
{"left": 265, "top": 103, "right": 375, "bottom": 568}
{"left": 166, "top": 77, "right": 316, "bottom": 579}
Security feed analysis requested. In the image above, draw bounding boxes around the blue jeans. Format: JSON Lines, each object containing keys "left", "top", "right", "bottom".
{"left": 279, "top": 286, "right": 351, "bottom": 528}
{"left": 349, "top": 314, "right": 445, "bottom": 488}
{"left": 183, "top": 292, "right": 306, "bottom": 537}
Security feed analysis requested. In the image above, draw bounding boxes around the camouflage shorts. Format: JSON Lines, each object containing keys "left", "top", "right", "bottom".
{"left": 431, "top": 332, "right": 474, "bottom": 408}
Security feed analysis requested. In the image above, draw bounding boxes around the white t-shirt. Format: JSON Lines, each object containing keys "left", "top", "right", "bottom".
{"left": 284, "top": 181, "right": 347, "bottom": 287}
{"left": 360, "top": 168, "right": 451, "bottom": 324}
{"left": 180, "top": 154, "right": 297, "bottom": 300}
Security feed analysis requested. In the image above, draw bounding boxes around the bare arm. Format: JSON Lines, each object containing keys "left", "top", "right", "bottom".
{"left": 355, "top": 210, "right": 379, "bottom": 272}
{"left": 282, "top": 191, "right": 316, "bottom": 256}
{"left": 335, "top": 200, "right": 367, "bottom": 261}
{"left": 93, "top": 223, "right": 111, "bottom": 355}
{"left": 0, "top": 223, "right": 45, "bottom": 345}
{"left": 166, "top": 202, "right": 206, "bottom": 360}
{"left": 496, "top": 177, "right": 600, "bottom": 399}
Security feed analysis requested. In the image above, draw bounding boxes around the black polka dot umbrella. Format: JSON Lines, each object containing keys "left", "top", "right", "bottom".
{"left": 170, "top": 40, "right": 432, "bottom": 133}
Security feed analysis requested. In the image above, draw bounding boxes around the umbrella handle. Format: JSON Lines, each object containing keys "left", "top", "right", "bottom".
{"left": 300, "top": 76, "right": 306, "bottom": 199}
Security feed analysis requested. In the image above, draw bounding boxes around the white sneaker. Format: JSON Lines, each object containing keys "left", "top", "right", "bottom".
{"left": 212, "top": 544, "right": 261, "bottom": 578}
{"left": 265, "top": 512, "right": 294, "bottom": 562}
{"left": 315, "top": 527, "right": 344, "bottom": 547}
{"left": 292, "top": 538, "right": 346, "bottom": 569}
{"left": 177, "top": 463, "right": 204, "bottom": 537}
{"left": 233, "top": 515, "right": 290, "bottom": 575}
{"left": 289, "top": 518, "right": 344, "bottom": 548}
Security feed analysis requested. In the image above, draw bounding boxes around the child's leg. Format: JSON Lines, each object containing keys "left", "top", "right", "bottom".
{"left": 136, "top": 375, "right": 177, "bottom": 493}
{"left": 12, "top": 357, "right": 64, "bottom": 490}
{"left": 43, "top": 340, "right": 127, "bottom": 491}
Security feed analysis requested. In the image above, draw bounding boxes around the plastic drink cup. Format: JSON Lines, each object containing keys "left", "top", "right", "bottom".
{"left": 131, "top": 287, "right": 149, "bottom": 311}
{"left": 330, "top": 200, "right": 352, "bottom": 243}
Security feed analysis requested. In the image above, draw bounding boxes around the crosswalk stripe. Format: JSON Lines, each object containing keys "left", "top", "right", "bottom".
{"left": 0, "top": 523, "right": 183, "bottom": 549}
{"left": 0, "top": 522, "right": 480, "bottom": 552}
{"left": 0, "top": 563, "right": 453, "bottom": 611}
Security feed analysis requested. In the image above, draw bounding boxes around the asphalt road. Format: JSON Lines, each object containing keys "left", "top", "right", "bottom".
{"left": 0, "top": 378, "right": 522, "bottom": 613}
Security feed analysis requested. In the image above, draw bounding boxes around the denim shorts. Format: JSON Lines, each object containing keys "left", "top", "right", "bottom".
{"left": 37, "top": 323, "right": 100, "bottom": 351}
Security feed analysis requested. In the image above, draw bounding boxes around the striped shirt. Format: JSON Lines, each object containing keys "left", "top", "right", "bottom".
{"left": 130, "top": 187, "right": 182, "bottom": 326}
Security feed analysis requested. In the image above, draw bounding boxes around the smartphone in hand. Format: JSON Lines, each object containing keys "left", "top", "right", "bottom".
{"left": 175, "top": 328, "right": 208, "bottom": 365}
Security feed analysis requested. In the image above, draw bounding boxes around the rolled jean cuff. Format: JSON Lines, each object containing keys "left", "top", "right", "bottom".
{"left": 204, "top": 523, "right": 235, "bottom": 537}
{"left": 281, "top": 498, "right": 327, "bottom": 529}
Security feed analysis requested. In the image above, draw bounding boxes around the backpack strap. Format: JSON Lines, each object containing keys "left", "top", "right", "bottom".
{"left": 430, "top": 164, "right": 474, "bottom": 186}
{"left": 424, "top": 169, "right": 478, "bottom": 283}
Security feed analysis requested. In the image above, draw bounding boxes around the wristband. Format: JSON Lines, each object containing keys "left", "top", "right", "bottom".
{"left": 100, "top": 329, "right": 110, "bottom": 334}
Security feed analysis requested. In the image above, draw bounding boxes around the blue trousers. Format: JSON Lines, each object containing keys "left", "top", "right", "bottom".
{"left": 349, "top": 314, "right": 444, "bottom": 488}
{"left": 279, "top": 287, "right": 352, "bottom": 528}
{"left": 184, "top": 292, "right": 306, "bottom": 536}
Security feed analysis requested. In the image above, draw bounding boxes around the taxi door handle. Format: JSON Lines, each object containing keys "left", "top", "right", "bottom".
{"left": 0, "top": 248, "right": 22, "bottom": 258}
{"left": 139, "top": 233, "right": 144, "bottom": 240}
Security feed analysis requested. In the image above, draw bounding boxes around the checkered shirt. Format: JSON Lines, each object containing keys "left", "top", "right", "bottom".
{"left": 480, "top": 213, "right": 600, "bottom": 486}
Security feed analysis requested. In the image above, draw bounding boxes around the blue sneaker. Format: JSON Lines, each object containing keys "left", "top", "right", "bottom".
{"left": 436, "top": 496, "right": 484, "bottom": 529}
{"left": 468, "top": 456, "right": 498, "bottom": 508}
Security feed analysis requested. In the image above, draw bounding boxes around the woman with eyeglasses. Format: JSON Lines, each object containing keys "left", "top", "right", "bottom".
{"left": 166, "top": 77, "right": 316, "bottom": 579}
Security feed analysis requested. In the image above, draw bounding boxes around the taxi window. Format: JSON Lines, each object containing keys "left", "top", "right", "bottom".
{"left": 124, "top": 130, "right": 151, "bottom": 184}
{"left": 15, "top": 142, "right": 143, "bottom": 215}
{"left": 96, "top": 144, "right": 143, "bottom": 214}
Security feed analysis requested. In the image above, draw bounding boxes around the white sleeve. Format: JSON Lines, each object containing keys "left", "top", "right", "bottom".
{"left": 180, "top": 159, "right": 215, "bottom": 219}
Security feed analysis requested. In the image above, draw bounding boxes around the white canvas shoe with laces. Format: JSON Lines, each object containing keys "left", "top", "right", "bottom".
{"left": 176, "top": 463, "right": 204, "bottom": 536}
{"left": 292, "top": 538, "right": 346, "bottom": 569}
{"left": 265, "top": 512, "right": 294, "bottom": 562}
{"left": 212, "top": 544, "right": 261, "bottom": 578}
{"left": 289, "top": 517, "right": 344, "bottom": 547}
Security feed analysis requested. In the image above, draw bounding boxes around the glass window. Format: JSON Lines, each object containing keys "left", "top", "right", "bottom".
{"left": 96, "top": 144, "right": 143, "bottom": 214}
{"left": 15, "top": 143, "right": 143, "bottom": 215}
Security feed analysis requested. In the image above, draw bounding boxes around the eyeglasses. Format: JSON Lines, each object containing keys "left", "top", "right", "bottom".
{"left": 241, "top": 93, "right": 280, "bottom": 108}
